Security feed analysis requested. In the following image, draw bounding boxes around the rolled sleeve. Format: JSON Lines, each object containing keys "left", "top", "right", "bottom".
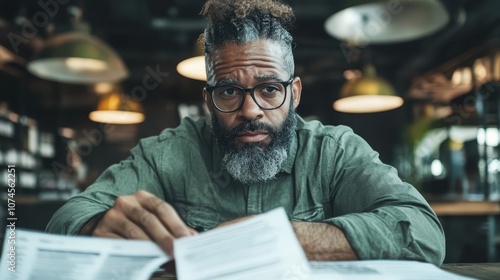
{"left": 326, "top": 127, "right": 445, "bottom": 264}
{"left": 328, "top": 201, "right": 445, "bottom": 264}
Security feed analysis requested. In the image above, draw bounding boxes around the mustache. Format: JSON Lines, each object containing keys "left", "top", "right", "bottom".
{"left": 229, "top": 120, "right": 277, "bottom": 137}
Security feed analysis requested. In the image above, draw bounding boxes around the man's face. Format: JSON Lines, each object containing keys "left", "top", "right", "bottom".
{"left": 204, "top": 40, "right": 302, "bottom": 184}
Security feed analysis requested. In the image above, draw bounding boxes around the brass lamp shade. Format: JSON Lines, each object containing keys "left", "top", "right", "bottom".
{"left": 333, "top": 66, "right": 403, "bottom": 113}
{"left": 28, "top": 32, "right": 128, "bottom": 84}
{"left": 89, "top": 92, "right": 144, "bottom": 124}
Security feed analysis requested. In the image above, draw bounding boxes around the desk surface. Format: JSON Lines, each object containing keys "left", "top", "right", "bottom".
{"left": 429, "top": 201, "right": 500, "bottom": 216}
{"left": 151, "top": 263, "right": 500, "bottom": 280}
{"left": 441, "top": 263, "right": 500, "bottom": 280}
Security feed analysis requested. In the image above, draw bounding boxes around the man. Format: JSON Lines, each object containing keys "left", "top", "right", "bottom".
{"left": 47, "top": 0, "right": 445, "bottom": 264}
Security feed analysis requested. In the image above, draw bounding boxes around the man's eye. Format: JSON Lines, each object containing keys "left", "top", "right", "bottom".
{"left": 263, "top": 86, "right": 279, "bottom": 93}
{"left": 217, "top": 88, "right": 240, "bottom": 98}
{"left": 259, "top": 85, "right": 282, "bottom": 97}
{"left": 221, "top": 88, "right": 236, "bottom": 95}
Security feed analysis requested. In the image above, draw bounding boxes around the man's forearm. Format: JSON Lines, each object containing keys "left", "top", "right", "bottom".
{"left": 291, "top": 221, "right": 358, "bottom": 261}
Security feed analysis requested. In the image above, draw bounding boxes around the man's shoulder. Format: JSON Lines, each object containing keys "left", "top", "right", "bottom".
{"left": 138, "top": 117, "right": 210, "bottom": 150}
{"left": 157, "top": 117, "right": 210, "bottom": 142}
{"left": 296, "top": 116, "right": 353, "bottom": 142}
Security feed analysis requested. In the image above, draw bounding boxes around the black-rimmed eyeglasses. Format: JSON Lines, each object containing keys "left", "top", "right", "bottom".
{"left": 205, "top": 78, "right": 294, "bottom": 113}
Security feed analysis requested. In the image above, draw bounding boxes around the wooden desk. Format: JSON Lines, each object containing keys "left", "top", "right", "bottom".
{"left": 442, "top": 263, "right": 500, "bottom": 280}
{"left": 429, "top": 201, "right": 500, "bottom": 216}
{"left": 151, "top": 263, "right": 500, "bottom": 280}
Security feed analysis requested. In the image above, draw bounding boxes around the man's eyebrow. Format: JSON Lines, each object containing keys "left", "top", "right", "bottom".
{"left": 255, "top": 75, "right": 280, "bottom": 82}
{"left": 216, "top": 78, "right": 238, "bottom": 85}
{"left": 215, "top": 75, "right": 281, "bottom": 86}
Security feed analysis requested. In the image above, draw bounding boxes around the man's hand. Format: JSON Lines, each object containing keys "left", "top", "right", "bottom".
{"left": 80, "top": 190, "right": 196, "bottom": 257}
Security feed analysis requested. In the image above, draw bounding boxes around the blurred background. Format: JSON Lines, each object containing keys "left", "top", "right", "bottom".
{"left": 0, "top": 0, "right": 499, "bottom": 263}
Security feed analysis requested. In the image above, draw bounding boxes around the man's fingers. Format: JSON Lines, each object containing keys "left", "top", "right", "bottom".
{"left": 115, "top": 192, "right": 180, "bottom": 256}
{"left": 135, "top": 190, "right": 193, "bottom": 238}
{"left": 99, "top": 205, "right": 150, "bottom": 240}
{"left": 93, "top": 191, "right": 191, "bottom": 257}
{"left": 188, "top": 227, "right": 198, "bottom": 236}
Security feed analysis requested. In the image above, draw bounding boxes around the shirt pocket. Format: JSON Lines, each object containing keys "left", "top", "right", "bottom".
{"left": 175, "top": 203, "right": 222, "bottom": 232}
{"left": 290, "top": 206, "right": 325, "bottom": 222}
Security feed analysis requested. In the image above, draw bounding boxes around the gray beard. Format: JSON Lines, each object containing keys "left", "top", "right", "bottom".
{"left": 211, "top": 101, "right": 297, "bottom": 185}
{"left": 222, "top": 141, "right": 289, "bottom": 185}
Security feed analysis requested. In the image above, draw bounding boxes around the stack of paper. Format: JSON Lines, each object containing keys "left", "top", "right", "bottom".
{"left": 309, "top": 260, "right": 475, "bottom": 280}
{"left": 174, "top": 208, "right": 310, "bottom": 280}
{"left": 0, "top": 229, "right": 169, "bottom": 280}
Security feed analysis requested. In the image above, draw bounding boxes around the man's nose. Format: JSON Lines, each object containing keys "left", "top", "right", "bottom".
{"left": 238, "top": 93, "right": 264, "bottom": 120}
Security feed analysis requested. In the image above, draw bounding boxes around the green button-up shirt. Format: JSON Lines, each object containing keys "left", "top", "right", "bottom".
{"left": 47, "top": 116, "right": 445, "bottom": 264}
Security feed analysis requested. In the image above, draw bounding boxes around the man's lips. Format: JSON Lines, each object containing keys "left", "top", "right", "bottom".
{"left": 236, "top": 131, "right": 269, "bottom": 143}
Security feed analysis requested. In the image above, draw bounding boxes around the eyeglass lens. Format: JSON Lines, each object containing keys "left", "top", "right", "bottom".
{"left": 212, "top": 82, "right": 286, "bottom": 111}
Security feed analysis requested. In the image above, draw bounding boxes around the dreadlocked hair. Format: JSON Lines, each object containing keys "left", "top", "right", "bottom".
{"left": 200, "top": 0, "right": 296, "bottom": 78}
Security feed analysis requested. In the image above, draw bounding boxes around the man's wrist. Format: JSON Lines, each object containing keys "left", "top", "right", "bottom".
{"left": 79, "top": 212, "right": 106, "bottom": 236}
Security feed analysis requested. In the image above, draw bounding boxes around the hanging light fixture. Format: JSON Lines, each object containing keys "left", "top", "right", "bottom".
{"left": 324, "top": 0, "right": 450, "bottom": 44}
{"left": 27, "top": 32, "right": 128, "bottom": 84}
{"left": 26, "top": 5, "right": 128, "bottom": 84}
{"left": 333, "top": 64, "right": 403, "bottom": 113}
{"left": 89, "top": 88, "right": 144, "bottom": 124}
{"left": 176, "top": 34, "right": 206, "bottom": 81}
{"left": 177, "top": 56, "right": 206, "bottom": 81}
{"left": 325, "top": 0, "right": 448, "bottom": 113}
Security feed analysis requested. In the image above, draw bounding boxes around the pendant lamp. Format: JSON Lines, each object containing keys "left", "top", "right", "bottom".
{"left": 176, "top": 34, "right": 206, "bottom": 81}
{"left": 324, "top": 0, "right": 449, "bottom": 44}
{"left": 89, "top": 89, "right": 144, "bottom": 124}
{"left": 27, "top": 32, "right": 128, "bottom": 84}
{"left": 333, "top": 64, "right": 403, "bottom": 113}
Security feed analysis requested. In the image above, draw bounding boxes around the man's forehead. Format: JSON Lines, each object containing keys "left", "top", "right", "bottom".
{"left": 212, "top": 40, "right": 284, "bottom": 58}
{"left": 207, "top": 40, "right": 288, "bottom": 84}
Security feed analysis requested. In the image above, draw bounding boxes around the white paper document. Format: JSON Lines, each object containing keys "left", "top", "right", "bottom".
{"left": 309, "top": 260, "right": 476, "bottom": 280}
{"left": 174, "top": 207, "right": 310, "bottom": 280}
{"left": 0, "top": 229, "right": 170, "bottom": 280}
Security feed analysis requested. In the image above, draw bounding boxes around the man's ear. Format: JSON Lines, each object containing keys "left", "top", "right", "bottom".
{"left": 203, "top": 89, "right": 212, "bottom": 111}
{"left": 291, "top": 77, "right": 302, "bottom": 109}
